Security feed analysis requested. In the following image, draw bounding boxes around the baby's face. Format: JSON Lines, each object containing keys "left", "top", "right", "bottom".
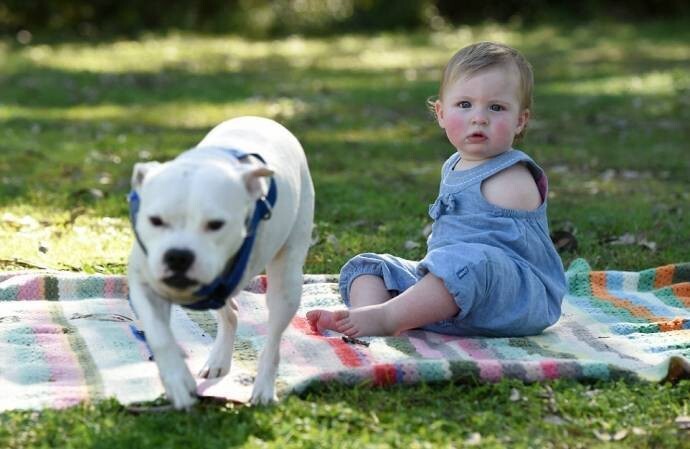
{"left": 435, "top": 64, "right": 529, "bottom": 163}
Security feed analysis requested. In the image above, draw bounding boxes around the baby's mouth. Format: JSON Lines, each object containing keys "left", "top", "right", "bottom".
{"left": 466, "top": 132, "right": 487, "bottom": 142}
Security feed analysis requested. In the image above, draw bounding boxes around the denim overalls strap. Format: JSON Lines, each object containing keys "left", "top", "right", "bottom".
{"left": 429, "top": 149, "right": 548, "bottom": 221}
{"left": 441, "top": 149, "right": 541, "bottom": 191}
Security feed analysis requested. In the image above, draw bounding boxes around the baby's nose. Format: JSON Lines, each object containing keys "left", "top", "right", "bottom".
{"left": 471, "top": 113, "right": 488, "bottom": 125}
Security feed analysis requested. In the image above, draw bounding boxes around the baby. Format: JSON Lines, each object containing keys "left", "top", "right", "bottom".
{"left": 308, "top": 41, "right": 566, "bottom": 338}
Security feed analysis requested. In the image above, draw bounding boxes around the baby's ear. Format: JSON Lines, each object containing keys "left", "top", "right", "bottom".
{"left": 242, "top": 166, "right": 274, "bottom": 200}
{"left": 131, "top": 162, "right": 161, "bottom": 191}
{"left": 516, "top": 108, "right": 531, "bottom": 135}
{"left": 434, "top": 100, "right": 445, "bottom": 128}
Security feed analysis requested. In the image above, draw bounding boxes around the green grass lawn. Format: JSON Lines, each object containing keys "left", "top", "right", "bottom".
{"left": 1, "top": 20, "right": 689, "bottom": 448}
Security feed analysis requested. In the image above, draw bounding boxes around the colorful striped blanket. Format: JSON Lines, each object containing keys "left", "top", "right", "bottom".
{"left": 1, "top": 259, "right": 689, "bottom": 410}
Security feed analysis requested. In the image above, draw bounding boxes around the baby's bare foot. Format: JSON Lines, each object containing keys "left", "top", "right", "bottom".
{"left": 308, "top": 305, "right": 398, "bottom": 337}
{"left": 306, "top": 309, "right": 349, "bottom": 334}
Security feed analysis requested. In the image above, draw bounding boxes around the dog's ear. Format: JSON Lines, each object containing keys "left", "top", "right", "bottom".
{"left": 242, "top": 166, "right": 274, "bottom": 200}
{"left": 131, "top": 162, "right": 161, "bottom": 191}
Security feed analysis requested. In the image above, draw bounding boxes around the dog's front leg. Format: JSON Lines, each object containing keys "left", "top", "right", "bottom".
{"left": 251, "top": 250, "right": 302, "bottom": 404}
{"left": 199, "top": 297, "right": 239, "bottom": 379}
{"left": 129, "top": 279, "right": 198, "bottom": 409}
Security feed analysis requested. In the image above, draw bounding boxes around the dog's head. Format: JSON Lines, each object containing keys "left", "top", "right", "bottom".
{"left": 130, "top": 157, "right": 273, "bottom": 302}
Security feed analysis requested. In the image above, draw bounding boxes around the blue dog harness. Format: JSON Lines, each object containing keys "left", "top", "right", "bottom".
{"left": 127, "top": 147, "right": 277, "bottom": 311}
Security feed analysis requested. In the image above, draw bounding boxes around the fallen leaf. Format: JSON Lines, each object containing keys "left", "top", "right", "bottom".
{"left": 594, "top": 429, "right": 628, "bottom": 441}
{"left": 608, "top": 233, "right": 636, "bottom": 246}
{"left": 637, "top": 238, "right": 657, "bottom": 252}
{"left": 676, "top": 415, "right": 690, "bottom": 431}
{"left": 66, "top": 207, "right": 87, "bottom": 225}
{"left": 70, "top": 188, "right": 105, "bottom": 200}
{"left": 326, "top": 234, "right": 340, "bottom": 251}
{"left": 593, "top": 430, "right": 611, "bottom": 441}
{"left": 606, "top": 233, "right": 657, "bottom": 252}
{"left": 613, "top": 429, "right": 628, "bottom": 441}
{"left": 550, "top": 165, "right": 569, "bottom": 174}
{"left": 621, "top": 170, "right": 643, "bottom": 180}
{"left": 404, "top": 240, "right": 420, "bottom": 250}
{"left": 98, "top": 173, "right": 113, "bottom": 185}
{"left": 465, "top": 432, "right": 481, "bottom": 445}
{"left": 601, "top": 169, "right": 616, "bottom": 182}
{"left": 1, "top": 213, "right": 40, "bottom": 231}
{"left": 543, "top": 414, "right": 567, "bottom": 425}
{"left": 509, "top": 388, "right": 521, "bottom": 402}
{"left": 551, "top": 230, "right": 578, "bottom": 252}
{"left": 584, "top": 388, "right": 600, "bottom": 398}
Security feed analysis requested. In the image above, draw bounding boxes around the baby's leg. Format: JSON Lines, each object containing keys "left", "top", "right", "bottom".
{"left": 307, "top": 275, "right": 392, "bottom": 333}
{"left": 349, "top": 275, "right": 392, "bottom": 307}
{"left": 311, "top": 273, "right": 460, "bottom": 337}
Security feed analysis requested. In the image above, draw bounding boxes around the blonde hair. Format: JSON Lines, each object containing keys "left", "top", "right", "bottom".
{"left": 429, "top": 41, "right": 534, "bottom": 142}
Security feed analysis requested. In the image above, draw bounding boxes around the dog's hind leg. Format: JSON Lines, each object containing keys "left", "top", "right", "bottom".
{"left": 250, "top": 240, "right": 307, "bottom": 404}
{"left": 199, "top": 297, "right": 239, "bottom": 379}
{"left": 251, "top": 164, "right": 314, "bottom": 405}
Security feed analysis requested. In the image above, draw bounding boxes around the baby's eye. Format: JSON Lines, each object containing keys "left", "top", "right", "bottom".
{"left": 457, "top": 101, "right": 471, "bottom": 109}
{"left": 489, "top": 104, "right": 504, "bottom": 112}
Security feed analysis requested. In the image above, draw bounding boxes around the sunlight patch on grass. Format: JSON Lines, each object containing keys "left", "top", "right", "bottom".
{"left": 321, "top": 36, "right": 450, "bottom": 71}
{"left": 9, "top": 23, "right": 690, "bottom": 81}
{"left": 322, "top": 27, "right": 531, "bottom": 71}
{"left": 571, "top": 37, "right": 690, "bottom": 64}
{"left": 1, "top": 98, "right": 309, "bottom": 129}
{"left": 430, "top": 24, "right": 522, "bottom": 50}
{"left": 19, "top": 34, "right": 337, "bottom": 73}
{"left": 16, "top": 27, "right": 535, "bottom": 76}
{"left": 543, "top": 71, "right": 677, "bottom": 95}
{"left": 303, "top": 122, "right": 431, "bottom": 145}
{"left": 0, "top": 207, "right": 131, "bottom": 272}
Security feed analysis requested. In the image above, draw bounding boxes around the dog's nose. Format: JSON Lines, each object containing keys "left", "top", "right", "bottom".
{"left": 163, "top": 248, "right": 195, "bottom": 273}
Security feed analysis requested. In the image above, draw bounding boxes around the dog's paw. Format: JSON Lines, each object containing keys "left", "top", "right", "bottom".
{"left": 249, "top": 381, "right": 277, "bottom": 405}
{"left": 198, "top": 345, "right": 232, "bottom": 379}
{"left": 198, "top": 360, "right": 231, "bottom": 379}
{"left": 161, "top": 367, "right": 198, "bottom": 410}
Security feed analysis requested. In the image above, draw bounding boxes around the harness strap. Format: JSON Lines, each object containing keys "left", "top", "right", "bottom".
{"left": 127, "top": 190, "right": 148, "bottom": 255}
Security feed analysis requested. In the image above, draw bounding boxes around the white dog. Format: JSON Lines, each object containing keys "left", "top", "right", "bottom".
{"left": 127, "top": 116, "right": 314, "bottom": 409}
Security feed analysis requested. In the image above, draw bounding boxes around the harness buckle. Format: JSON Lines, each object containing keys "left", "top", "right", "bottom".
{"left": 260, "top": 197, "right": 273, "bottom": 220}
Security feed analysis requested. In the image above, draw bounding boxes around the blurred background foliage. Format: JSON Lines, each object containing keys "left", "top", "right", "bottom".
{"left": 2, "top": 0, "right": 690, "bottom": 39}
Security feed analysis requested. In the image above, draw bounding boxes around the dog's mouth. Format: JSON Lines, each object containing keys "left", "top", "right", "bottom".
{"left": 162, "top": 274, "right": 199, "bottom": 290}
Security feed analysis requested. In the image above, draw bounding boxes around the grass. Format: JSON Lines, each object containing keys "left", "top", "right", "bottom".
{"left": 2, "top": 381, "right": 689, "bottom": 449}
{"left": 1, "top": 19, "right": 690, "bottom": 448}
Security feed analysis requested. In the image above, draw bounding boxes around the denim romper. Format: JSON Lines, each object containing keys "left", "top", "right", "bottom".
{"left": 339, "top": 149, "right": 567, "bottom": 337}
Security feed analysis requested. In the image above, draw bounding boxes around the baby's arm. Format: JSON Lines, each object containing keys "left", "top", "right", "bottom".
{"left": 480, "top": 163, "right": 542, "bottom": 211}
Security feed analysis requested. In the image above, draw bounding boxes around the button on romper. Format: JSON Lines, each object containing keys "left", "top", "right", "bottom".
{"left": 339, "top": 149, "right": 567, "bottom": 337}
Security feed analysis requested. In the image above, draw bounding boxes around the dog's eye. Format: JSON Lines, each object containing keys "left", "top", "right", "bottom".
{"left": 206, "top": 220, "right": 225, "bottom": 231}
{"left": 149, "top": 216, "right": 165, "bottom": 227}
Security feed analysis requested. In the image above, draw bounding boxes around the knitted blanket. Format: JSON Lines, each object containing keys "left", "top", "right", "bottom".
{"left": 1, "top": 259, "right": 689, "bottom": 411}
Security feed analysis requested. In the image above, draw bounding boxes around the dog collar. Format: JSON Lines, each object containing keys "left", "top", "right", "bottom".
{"left": 127, "top": 147, "right": 277, "bottom": 311}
